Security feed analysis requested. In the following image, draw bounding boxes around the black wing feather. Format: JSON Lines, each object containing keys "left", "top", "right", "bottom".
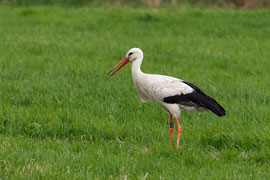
{"left": 163, "top": 81, "right": 226, "bottom": 116}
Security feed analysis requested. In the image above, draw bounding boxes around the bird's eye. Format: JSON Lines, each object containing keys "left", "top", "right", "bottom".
{"left": 128, "top": 52, "right": 133, "bottom": 56}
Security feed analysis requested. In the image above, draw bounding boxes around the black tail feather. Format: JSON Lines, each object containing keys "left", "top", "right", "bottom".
{"left": 182, "top": 81, "right": 226, "bottom": 116}
{"left": 199, "top": 94, "right": 226, "bottom": 116}
{"left": 163, "top": 81, "right": 226, "bottom": 117}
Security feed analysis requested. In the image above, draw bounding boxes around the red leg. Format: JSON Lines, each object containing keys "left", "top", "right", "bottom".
{"left": 175, "top": 115, "right": 182, "bottom": 149}
{"left": 169, "top": 113, "right": 174, "bottom": 148}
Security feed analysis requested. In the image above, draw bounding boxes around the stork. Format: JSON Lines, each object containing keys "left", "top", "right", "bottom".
{"left": 108, "top": 48, "right": 226, "bottom": 149}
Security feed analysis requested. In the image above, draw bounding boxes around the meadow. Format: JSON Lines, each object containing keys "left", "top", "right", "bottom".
{"left": 0, "top": 6, "right": 270, "bottom": 179}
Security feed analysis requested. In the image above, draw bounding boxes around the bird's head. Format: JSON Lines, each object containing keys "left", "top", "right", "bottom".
{"left": 126, "top": 48, "right": 143, "bottom": 61}
{"left": 108, "top": 48, "right": 143, "bottom": 76}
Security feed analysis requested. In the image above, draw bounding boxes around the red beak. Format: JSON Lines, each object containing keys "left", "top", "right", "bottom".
{"left": 107, "top": 57, "right": 130, "bottom": 76}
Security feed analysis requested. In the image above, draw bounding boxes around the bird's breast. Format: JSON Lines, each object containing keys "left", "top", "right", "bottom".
{"left": 133, "top": 79, "right": 152, "bottom": 102}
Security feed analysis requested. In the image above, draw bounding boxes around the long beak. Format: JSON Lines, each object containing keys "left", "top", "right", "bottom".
{"left": 107, "top": 57, "right": 130, "bottom": 76}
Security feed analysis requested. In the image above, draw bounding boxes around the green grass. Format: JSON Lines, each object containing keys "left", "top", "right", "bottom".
{"left": 0, "top": 6, "right": 270, "bottom": 179}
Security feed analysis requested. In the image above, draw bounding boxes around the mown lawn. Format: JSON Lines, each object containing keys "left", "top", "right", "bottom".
{"left": 0, "top": 6, "right": 270, "bottom": 179}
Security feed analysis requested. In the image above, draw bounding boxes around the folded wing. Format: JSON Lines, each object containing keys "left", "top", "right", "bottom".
{"left": 163, "top": 80, "right": 226, "bottom": 116}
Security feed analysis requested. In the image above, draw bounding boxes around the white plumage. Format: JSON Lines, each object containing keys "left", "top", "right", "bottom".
{"left": 108, "top": 48, "right": 225, "bottom": 148}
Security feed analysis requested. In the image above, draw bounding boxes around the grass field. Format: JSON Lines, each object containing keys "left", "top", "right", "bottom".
{"left": 0, "top": 6, "right": 270, "bottom": 179}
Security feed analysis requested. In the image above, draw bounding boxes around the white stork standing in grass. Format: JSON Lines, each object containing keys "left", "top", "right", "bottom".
{"left": 108, "top": 48, "right": 226, "bottom": 149}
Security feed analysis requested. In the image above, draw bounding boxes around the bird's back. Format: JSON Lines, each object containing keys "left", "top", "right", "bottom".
{"left": 145, "top": 74, "right": 194, "bottom": 102}
{"left": 142, "top": 74, "right": 225, "bottom": 116}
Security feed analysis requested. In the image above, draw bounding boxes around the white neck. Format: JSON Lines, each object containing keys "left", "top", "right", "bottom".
{"left": 131, "top": 57, "right": 144, "bottom": 79}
